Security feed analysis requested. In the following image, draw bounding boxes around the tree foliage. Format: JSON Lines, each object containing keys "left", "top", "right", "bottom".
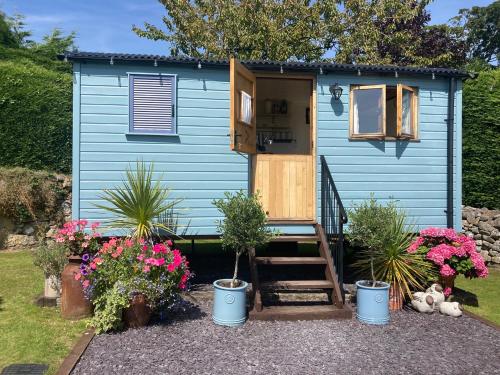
{"left": 453, "top": 1, "right": 500, "bottom": 65}
{"left": 462, "top": 69, "right": 500, "bottom": 209}
{"left": 133, "top": 0, "right": 341, "bottom": 62}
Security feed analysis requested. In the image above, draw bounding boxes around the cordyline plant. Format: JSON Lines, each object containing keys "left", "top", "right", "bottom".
{"left": 96, "top": 161, "right": 182, "bottom": 241}
{"left": 213, "top": 190, "right": 277, "bottom": 288}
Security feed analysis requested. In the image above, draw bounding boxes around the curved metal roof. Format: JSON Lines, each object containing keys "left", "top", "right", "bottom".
{"left": 59, "top": 51, "right": 470, "bottom": 78}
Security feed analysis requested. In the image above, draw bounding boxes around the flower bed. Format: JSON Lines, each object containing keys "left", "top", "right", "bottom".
{"left": 408, "top": 227, "right": 488, "bottom": 296}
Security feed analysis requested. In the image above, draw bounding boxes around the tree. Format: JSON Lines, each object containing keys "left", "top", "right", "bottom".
{"left": 133, "top": 0, "right": 341, "bottom": 62}
{"left": 33, "top": 29, "right": 76, "bottom": 59}
{"left": 453, "top": 1, "right": 500, "bottom": 65}
{"left": 334, "top": 0, "right": 467, "bottom": 67}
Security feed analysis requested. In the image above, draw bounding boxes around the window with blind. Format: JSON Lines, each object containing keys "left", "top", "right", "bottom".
{"left": 349, "top": 84, "right": 418, "bottom": 140}
{"left": 129, "top": 74, "right": 176, "bottom": 134}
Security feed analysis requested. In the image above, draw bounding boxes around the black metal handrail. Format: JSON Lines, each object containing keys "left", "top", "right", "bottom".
{"left": 320, "top": 155, "right": 348, "bottom": 294}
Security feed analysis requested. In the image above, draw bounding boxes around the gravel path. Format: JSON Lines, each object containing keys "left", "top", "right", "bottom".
{"left": 72, "top": 295, "right": 500, "bottom": 375}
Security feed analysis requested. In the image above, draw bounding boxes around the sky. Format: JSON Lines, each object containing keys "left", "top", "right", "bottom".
{"left": 0, "top": 0, "right": 495, "bottom": 56}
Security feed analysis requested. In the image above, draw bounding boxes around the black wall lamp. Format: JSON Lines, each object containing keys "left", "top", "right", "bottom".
{"left": 329, "top": 83, "right": 343, "bottom": 100}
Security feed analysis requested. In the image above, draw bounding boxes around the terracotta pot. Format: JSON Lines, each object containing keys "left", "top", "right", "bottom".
{"left": 61, "top": 256, "right": 92, "bottom": 319}
{"left": 440, "top": 275, "right": 457, "bottom": 290}
{"left": 389, "top": 283, "right": 404, "bottom": 311}
{"left": 123, "top": 294, "right": 152, "bottom": 328}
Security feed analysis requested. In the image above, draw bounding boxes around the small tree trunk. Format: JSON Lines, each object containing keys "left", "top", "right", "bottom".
{"left": 231, "top": 250, "right": 242, "bottom": 288}
{"left": 370, "top": 255, "right": 377, "bottom": 287}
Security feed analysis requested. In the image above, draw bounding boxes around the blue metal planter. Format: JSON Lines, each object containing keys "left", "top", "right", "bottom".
{"left": 212, "top": 279, "right": 248, "bottom": 327}
{"left": 356, "top": 280, "right": 390, "bottom": 325}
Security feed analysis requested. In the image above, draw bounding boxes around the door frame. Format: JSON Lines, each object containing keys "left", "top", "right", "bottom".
{"left": 250, "top": 73, "right": 317, "bottom": 223}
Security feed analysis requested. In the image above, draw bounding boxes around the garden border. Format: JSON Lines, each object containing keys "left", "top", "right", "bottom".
{"left": 463, "top": 310, "right": 500, "bottom": 331}
{"left": 55, "top": 328, "right": 95, "bottom": 375}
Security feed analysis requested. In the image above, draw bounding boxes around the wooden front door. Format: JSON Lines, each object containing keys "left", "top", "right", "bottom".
{"left": 253, "top": 154, "right": 315, "bottom": 220}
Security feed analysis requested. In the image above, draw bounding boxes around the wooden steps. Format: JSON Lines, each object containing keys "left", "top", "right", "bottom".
{"left": 247, "top": 224, "right": 352, "bottom": 321}
{"left": 261, "top": 280, "right": 334, "bottom": 289}
{"left": 270, "top": 235, "right": 319, "bottom": 242}
{"left": 249, "top": 304, "right": 352, "bottom": 321}
{"left": 255, "top": 256, "right": 327, "bottom": 265}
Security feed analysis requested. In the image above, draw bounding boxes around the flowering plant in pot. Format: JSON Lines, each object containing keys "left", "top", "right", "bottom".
{"left": 53, "top": 219, "right": 101, "bottom": 319}
{"left": 212, "top": 190, "right": 277, "bottom": 327}
{"left": 407, "top": 227, "right": 488, "bottom": 296}
{"left": 76, "top": 237, "right": 191, "bottom": 333}
{"left": 33, "top": 242, "right": 68, "bottom": 300}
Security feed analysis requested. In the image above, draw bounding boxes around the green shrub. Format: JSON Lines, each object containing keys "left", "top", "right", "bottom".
{"left": 0, "top": 167, "right": 67, "bottom": 224}
{"left": 32, "top": 243, "right": 68, "bottom": 291}
{"left": 462, "top": 69, "right": 500, "bottom": 209}
{"left": 0, "top": 54, "right": 72, "bottom": 173}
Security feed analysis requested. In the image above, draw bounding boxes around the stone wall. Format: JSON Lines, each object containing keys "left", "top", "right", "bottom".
{"left": 0, "top": 175, "right": 71, "bottom": 249}
{"left": 462, "top": 206, "right": 500, "bottom": 264}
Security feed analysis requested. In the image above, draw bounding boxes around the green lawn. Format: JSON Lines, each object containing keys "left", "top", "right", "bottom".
{"left": 0, "top": 250, "right": 86, "bottom": 374}
{"left": 453, "top": 267, "right": 500, "bottom": 325}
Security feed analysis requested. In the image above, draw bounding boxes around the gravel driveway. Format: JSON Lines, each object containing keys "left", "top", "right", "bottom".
{"left": 72, "top": 292, "right": 500, "bottom": 375}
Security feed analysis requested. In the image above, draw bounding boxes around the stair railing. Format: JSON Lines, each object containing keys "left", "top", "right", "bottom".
{"left": 320, "top": 155, "right": 348, "bottom": 296}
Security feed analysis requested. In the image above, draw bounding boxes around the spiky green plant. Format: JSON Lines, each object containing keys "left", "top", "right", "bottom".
{"left": 96, "top": 161, "right": 182, "bottom": 240}
{"left": 353, "top": 210, "right": 436, "bottom": 299}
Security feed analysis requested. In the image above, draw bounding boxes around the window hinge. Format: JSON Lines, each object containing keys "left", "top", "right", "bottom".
{"left": 172, "top": 104, "right": 175, "bottom": 117}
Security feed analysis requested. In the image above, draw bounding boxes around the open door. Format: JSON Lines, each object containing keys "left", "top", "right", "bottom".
{"left": 230, "top": 58, "right": 256, "bottom": 154}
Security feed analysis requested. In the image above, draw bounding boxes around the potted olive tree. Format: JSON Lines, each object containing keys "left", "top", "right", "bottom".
{"left": 212, "top": 190, "right": 276, "bottom": 327}
{"left": 348, "top": 197, "right": 395, "bottom": 325}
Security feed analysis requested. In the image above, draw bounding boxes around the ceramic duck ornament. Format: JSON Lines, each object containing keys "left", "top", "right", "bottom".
{"left": 439, "top": 301, "right": 463, "bottom": 317}
{"left": 426, "top": 283, "right": 445, "bottom": 309}
{"left": 411, "top": 292, "right": 435, "bottom": 313}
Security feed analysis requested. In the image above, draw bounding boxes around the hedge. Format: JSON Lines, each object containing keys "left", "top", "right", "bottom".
{"left": 0, "top": 51, "right": 72, "bottom": 173}
{"left": 462, "top": 69, "right": 500, "bottom": 209}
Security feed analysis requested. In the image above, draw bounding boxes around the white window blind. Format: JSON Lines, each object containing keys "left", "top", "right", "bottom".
{"left": 130, "top": 74, "right": 176, "bottom": 134}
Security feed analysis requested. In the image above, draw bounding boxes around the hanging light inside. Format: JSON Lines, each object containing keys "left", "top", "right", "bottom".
{"left": 394, "top": 71, "right": 399, "bottom": 78}
{"left": 197, "top": 60, "right": 202, "bottom": 69}
{"left": 280, "top": 65, "right": 284, "bottom": 74}
{"left": 432, "top": 72, "right": 436, "bottom": 80}
{"left": 329, "top": 83, "right": 343, "bottom": 100}
{"left": 357, "top": 68, "right": 361, "bottom": 76}
{"left": 110, "top": 56, "right": 114, "bottom": 65}
{"left": 154, "top": 59, "right": 158, "bottom": 67}
{"left": 63, "top": 54, "right": 68, "bottom": 63}
{"left": 319, "top": 66, "right": 324, "bottom": 75}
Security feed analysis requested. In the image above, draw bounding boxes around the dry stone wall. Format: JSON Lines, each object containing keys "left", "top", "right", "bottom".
{"left": 462, "top": 206, "right": 500, "bottom": 264}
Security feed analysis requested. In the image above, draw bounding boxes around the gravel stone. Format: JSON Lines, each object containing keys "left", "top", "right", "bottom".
{"left": 72, "top": 299, "right": 500, "bottom": 375}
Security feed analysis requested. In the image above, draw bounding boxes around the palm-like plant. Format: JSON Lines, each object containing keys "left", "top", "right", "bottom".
{"left": 96, "top": 161, "right": 182, "bottom": 240}
{"left": 353, "top": 211, "right": 436, "bottom": 299}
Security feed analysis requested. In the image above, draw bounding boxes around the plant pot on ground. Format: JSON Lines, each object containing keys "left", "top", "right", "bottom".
{"left": 123, "top": 293, "right": 152, "bottom": 328}
{"left": 32, "top": 242, "right": 67, "bottom": 301}
{"left": 212, "top": 191, "right": 277, "bottom": 327}
{"left": 349, "top": 196, "right": 435, "bottom": 323}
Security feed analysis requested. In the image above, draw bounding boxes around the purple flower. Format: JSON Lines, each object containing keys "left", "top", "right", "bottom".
{"left": 82, "top": 253, "right": 90, "bottom": 262}
{"left": 81, "top": 268, "right": 89, "bottom": 276}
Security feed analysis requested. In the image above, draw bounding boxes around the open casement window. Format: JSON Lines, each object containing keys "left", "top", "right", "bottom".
{"left": 230, "top": 58, "right": 256, "bottom": 154}
{"left": 397, "top": 84, "right": 418, "bottom": 139}
{"left": 350, "top": 84, "right": 386, "bottom": 139}
{"left": 350, "top": 84, "right": 418, "bottom": 140}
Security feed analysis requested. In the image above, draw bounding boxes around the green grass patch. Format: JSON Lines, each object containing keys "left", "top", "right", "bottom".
{"left": 453, "top": 267, "right": 500, "bottom": 325}
{"left": 0, "top": 250, "right": 86, "bottom": 374}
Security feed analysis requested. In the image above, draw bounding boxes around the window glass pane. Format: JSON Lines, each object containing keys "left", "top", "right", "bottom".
{"left": 240, "top": 90, "right": 252, "bottom": 125}
{"left": 353, "top": 88, "right": 383, "bottom": 134}
{"left": 402, "top": 89, "right": 413, "bottom": 134}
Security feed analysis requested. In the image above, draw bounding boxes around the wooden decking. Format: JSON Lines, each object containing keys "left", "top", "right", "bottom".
{"left": 248, "top": 223, "right": 352, "bottom": 321}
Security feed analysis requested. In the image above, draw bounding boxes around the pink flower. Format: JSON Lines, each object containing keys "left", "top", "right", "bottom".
{"left": 440, "top": 264, "right": 456, "bottom": 277}
{"left": 81, "top": 242, "right": 89, "bottom": 248}
{"left": 153, "top": 243, "right": 166, "bottom": 254}
{"left": 94, "top": 257, "right": 103, "bottom": 265}
{"left": 172, "top": 254, "right": 183, "bottom": 268}
{"left": 144, "top": 257, "right": 156, "bottom": 265}
{"left": 166, "top": 240, "right": 173, "bottom": 247}
{"left": 443, "top": 287, "right": 452, "bottom": 297}
{"left": 142, "top": 245, "right": 148, "bottom": 252}
{"left": 154, "top": 258, "right": 165, "bottom": 266}
{"left": 108, "top": 238, "right": 117, "bottom": 247}
{"left": 143, "top": 265, "right": 151, "bottom": 273}
{"left": 55, "top": 237, "right": 65, "bottom": 243}
{"left": 407, "top": 236, "right": 424, "bottom": 253}
{"left": 79, "top": 219, "right": 88, "bottom": 227}
{"left": 82, "top": 280, "right": 90, "bottom": 288}
{"left": 68, "top": 236, "right": 75, "bottom": 241}
{"left": 90, "top": 262, "right": 97, "bottom": 270}
{"left": 125, "top": 239, "right": 134, "bottom": 248}
{"left": 74, "top": 273, "right": 82, "bottom": 281}
{"left": 137, "top": 254, "right": 145, "bottom": 262}
{"left": 91, "top": 222, "right": 100, "bottom": 230}
{"left": 167, "top": 263, "right": 176, "bottom": 272}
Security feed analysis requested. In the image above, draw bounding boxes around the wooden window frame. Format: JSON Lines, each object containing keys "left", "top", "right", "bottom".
{"left": 349, "top": 84, "right": 419, "bottom": 141}
{"left": 397, "top": 84, "right": 418, "bottom": 139}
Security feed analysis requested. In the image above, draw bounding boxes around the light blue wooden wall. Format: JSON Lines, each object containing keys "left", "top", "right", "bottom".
{"left": 73, "top": 61, "right": 462, "bottom": 235}
{"left": 74, "top": 62, "right": 248, "bottom": 236}
{"left": 317, "top": 75, "right": 462, "bottom": 231}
